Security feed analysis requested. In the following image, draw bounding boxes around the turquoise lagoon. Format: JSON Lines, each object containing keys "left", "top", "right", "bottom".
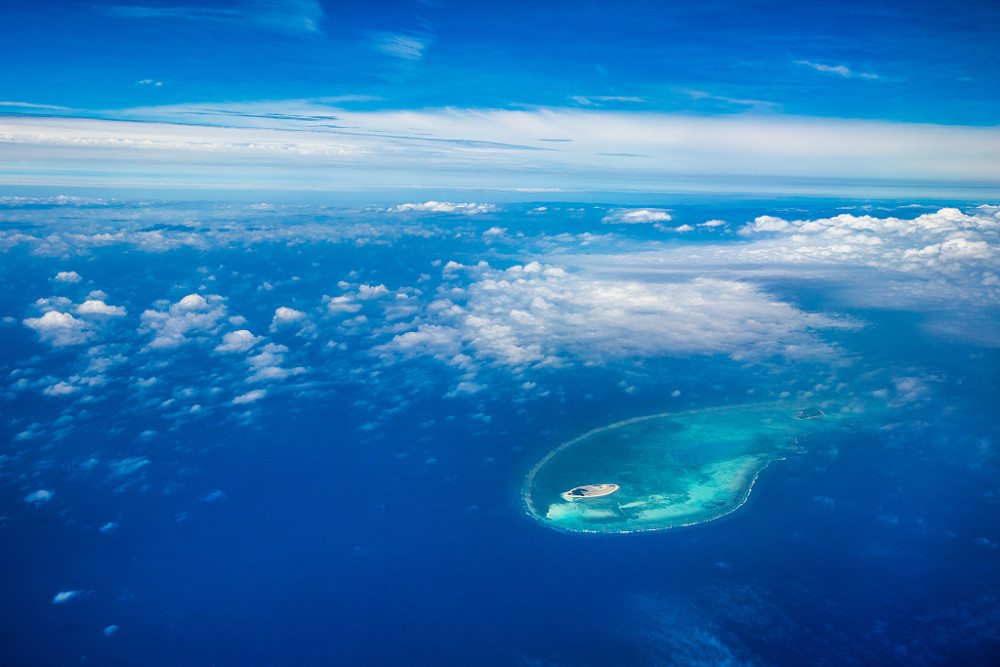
{"left": 523, "top": 402, "right": 848, "bottom": 534}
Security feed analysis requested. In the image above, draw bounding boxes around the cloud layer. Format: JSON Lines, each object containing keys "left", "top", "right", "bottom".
{"left": 381, "top": 262, "right": 847, "bottom": 371}
{"left": 2, "top": 105, "right": 998, "bottom": 196}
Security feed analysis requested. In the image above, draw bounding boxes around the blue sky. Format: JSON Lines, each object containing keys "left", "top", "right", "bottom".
{"left": 1, "top": 0, "right": 999, "bottom": 195}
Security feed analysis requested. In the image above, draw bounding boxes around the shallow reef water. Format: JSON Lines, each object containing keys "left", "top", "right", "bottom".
{"left": 523, "top": 401, "right": 864, "bottom": 533}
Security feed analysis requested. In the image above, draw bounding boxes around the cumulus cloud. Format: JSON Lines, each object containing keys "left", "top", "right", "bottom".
{"left": 53, "top": 271, "right": 82, "bottom": 283}
{"left": 380, "top": 262, "right": 845, "bottom": 370}
{"left": 23, "top": 310, "right": 91, "bottom": 346}
{"left": 200, "top": 489, "right": 225, "bottom": 502}
{"left": 569, "top": 206, "right": 1000, "bottom": 343}
{"left": 739, "top": 216, "right": 791, "bottom": 234}
{"left": 52, "top": 590, "right": 82, "bottom": 604}
{"left": 140, "top": 293, "right": 227, "bottom": 349}
{"left": 24, "top": 489, "right": 53, "bottom": 503}
{"left": 326, "top": 295, "right": 362, "bottom": 314}
{"left": 270, "top": 306, "right": 306, "bottom": 330}
{"left": 734, "top": 207, "right": 1000, "bottom": 277}
{"left": 246, "top": 343, "right": 305, "bottom": 382}
{"left": 109, "top": 457, "right": 149, "bottom": 476}
{"left": 391, "top": 202, "right": 497, "bottom": 215}
{"left": 215, "top": 329, "right": 261, "bottom": 353}
{"left": 357, "top": 284, "right": 390, "bottom": 299}
{"left": 233, "top": 389, "right": 266, "bottom": 404}
{"left": 602, "top": 208, "right": 672, "bottom": 224}
{"left": 43, "top": 381, "right": 81, "bottom": 397}
{"left": 446, "top": 381, "right": 486, "bottom": 398}
{"left": 77, "top": 299, "right": 126, "bottom": 318}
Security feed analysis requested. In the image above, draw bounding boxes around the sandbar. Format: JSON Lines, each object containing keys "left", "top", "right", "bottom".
{"left": 561, "top": 483, "right": 620, "bottom": 501}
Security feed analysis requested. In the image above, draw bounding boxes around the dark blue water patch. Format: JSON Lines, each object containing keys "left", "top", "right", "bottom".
{"left": 4, "top": 421, "right": 997, "bottom": 666}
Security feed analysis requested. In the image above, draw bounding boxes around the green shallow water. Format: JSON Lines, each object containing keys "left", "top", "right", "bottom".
{"left": 522, "top": 402, "right": 842, "bottom": 534}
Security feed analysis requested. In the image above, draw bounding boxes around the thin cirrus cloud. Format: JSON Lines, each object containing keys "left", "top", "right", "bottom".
{"left": 368, "top": 31, "right": 433, "bottom": 60}
{"left": 0, "top": 101, "right": 72, "bottom": 110}
{"left": 679, "top": 89, "right": 782, "bottom": 111}
{"left": 1, "top": 102, "right": 998, "bottom": 196}
{"left": 96, "top": 0, "right": 324, "bottom": 34}
{"left": 570, "top": 95, "right": 646, "bottom": 107}
{"left": 796, "top": 60, "right": 880, "bottom": 80}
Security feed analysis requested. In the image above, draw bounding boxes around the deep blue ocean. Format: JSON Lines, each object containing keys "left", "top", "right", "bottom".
{"left": 1, "top": 196, "right": 998, "bottom": 665}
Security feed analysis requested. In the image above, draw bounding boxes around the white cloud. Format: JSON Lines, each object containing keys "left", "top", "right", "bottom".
{"left": 391, "top": 201, "right": 498, "bottom": 215}
{"left": 380, "top": 263, "right": 845, "bottom": 370}
{"left": 3, "top": 107, "right": 998, "bottom": 197}
{"left": 249, "top": 365, "right": 304, "bottom": 382}
{"left": 603, "top": 208, "right": 672, "bottom": 224}
{"left": 739, "top": 216, "right": 791, "bottom": 234}
{"left": 176, "top": 294, "right": 208, "bottom": 311}
{"left": 796, "top": 60, "right": 880, "bottom": 80}
{"left": 679, "top": 89, "right": 781, "bottom": 111}
{"left": 53, "top": 271, "right": 82, "bottom": 283}
{"left": 370, "top": 31, "right": 431, "bottom": 60}
{"left": 215, "top": 329, "right": 261, "bottom": 353}
{"left": 23, "top": 310, "right": 91, "bottom": 346}
{"left": 326, "top": 295, "right": 362, "bottom": 314}
{"left": 110, "top": 457, "right": 149, "bottom": 476}
{"left": 77, "top": 299, "right": 126, "bottom": 317}
{"left": 357, "top": 284, "right": 390, "bottom": 299}
{"left": 52, "top": 590, "right": 82, "bottom": 604}
{"left": 571, "top": 95, "right": 646, "bottom": 106}
{"left": 445, "top": 381, "right": 486, "bottom": 398}
{"left": 24, "top": 489, "right": 53, "bottom": 503}
{"left": 565, "top": 206, "right": 1000, "bottom": 343}
{"left": 99, "top": 0, "right": 324, "bottom": 34}
{"left": 43, "top": 381, "right": 81, "bottom": 397}
{"left": 733, "top": 207, "right": 1000, "bottom": 276}
{"left": 270, "top": 306, "right": 306, "bottom": 330}
{"left": 0, "top": 101, "right": 71, "bottom": 110}
{"left": 246, "top": 343, "right": 304, "bottom": 382}
{"left": 233, "top": 389, "right": 266, "bottom": 404}
{"left": 136, "top": 79, "right": 163, "bottom": 87}
{"left": 140, "top": 293, "right": 227, "bottom": 349}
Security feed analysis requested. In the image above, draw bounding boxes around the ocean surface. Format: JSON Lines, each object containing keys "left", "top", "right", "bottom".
{"left": 1, "top": 195, "right": 998, "bottom": 665}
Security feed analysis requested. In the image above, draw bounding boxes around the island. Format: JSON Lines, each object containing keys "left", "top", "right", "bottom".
{"left": 561, "top": 484, "right": 620, "bottom": 501}
{"left": 522, "top": 402, "right": 855, "bottom": 534}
